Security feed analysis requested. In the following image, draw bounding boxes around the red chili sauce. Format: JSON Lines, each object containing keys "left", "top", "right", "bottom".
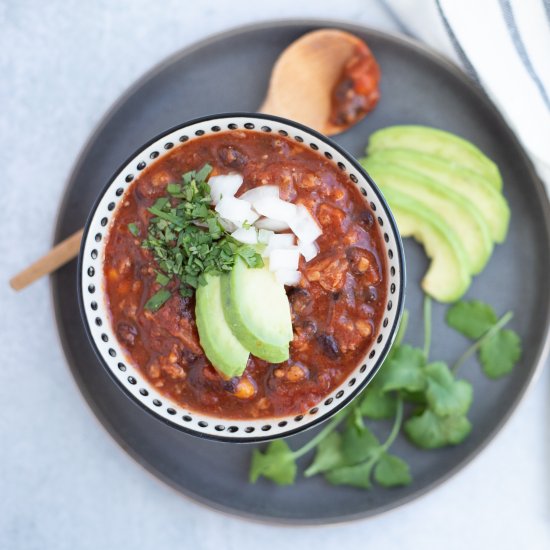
{"left": 104, "top": 131, "right": 387, "bottom": 418}
{"left": 330, "top": 42, "right": 381, "bottom": 127}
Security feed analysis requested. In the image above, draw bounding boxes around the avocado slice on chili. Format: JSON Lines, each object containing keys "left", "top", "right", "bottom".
{"left": 221, "top": 257, "right": 293, "bottom": 363}
{"left": 195, "top": 273, "right": 250, "bottom": 378}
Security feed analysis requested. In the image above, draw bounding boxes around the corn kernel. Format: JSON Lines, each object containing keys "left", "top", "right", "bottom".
{"left": 234, "top": 377, "right": 256, "bottom": 399}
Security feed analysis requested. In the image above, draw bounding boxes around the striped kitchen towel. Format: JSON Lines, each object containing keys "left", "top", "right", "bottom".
{"left": 381, "top": 0, "right": 550, "bottom": 187}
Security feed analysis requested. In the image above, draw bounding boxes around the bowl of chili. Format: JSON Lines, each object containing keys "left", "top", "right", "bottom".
{"left": 78, "top": 113, "right": 405, "bottom": 442}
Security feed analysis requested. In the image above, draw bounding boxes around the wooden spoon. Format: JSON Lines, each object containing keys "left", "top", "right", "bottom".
{"left": 260, "top": 29, "right": 367, "bottom": 135}
{"left": 10, "top": 29, "right": 369, "bottom": 291}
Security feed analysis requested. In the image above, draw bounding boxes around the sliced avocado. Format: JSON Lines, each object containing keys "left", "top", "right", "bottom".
{"left": 195, "top": 273, "right": 250, "bottom": 378}
{"left": 382, "top": 187, "right": 471, "bottom": 302}
{"left": 362, "top": 149, "right": 510, "bottom": 242}
{"left": 367, "top": 125, "right": 502, "bottom": 190}
{"left": 365, "top": 161, "right": 493, "bottom": 275}
{"left": 221, "top": 257, "right": 293, "bottom": 363}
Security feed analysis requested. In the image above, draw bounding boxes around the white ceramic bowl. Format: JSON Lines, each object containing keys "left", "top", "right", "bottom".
{"left": 78, "top": 113, "right": 405, "bottom": 442}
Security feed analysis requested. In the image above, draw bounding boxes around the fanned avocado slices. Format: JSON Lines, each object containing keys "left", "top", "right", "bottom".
{"left": 363, "top": 160, "right": 493, "bottom": 275}
{"left": 363, "top": 148, "right": 509, "bottom": 242}
{"left": 367, "top": 125, "right": 502, "bottom": 190}
{"left": 221, "top": 257, "right": 293, "bottom": 363}
{"left": 381, "top": 187, "right": 471, "bottom": 302}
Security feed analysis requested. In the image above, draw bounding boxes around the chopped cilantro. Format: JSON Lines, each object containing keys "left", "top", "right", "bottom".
{"left": 128, "top": 223, "right": 140, "bottom": 236}
{"left": 144, "top": 289, "right": 171, "bottom": 312}
{"left": 155, "top": 272, "right": 171, "bottom": 286}
{"left": 139, "top": 164, "right": 263, "bottom": 309}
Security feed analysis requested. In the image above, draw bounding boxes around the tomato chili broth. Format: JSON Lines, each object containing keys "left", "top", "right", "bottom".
{"left": 103, "top": 129, "right": 388, "bottom": 419}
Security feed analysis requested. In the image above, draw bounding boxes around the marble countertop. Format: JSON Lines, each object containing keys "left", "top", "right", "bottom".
{"left": 1, "top": 1, "right": 549, "bottom": 548}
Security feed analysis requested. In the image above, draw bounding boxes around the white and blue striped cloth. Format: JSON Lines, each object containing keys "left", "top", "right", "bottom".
{"left": 383, "top": 0, "right": 550, "bottom": 187}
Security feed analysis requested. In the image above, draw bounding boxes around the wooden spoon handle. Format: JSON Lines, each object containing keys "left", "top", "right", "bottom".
{"left": 9, "top": 228, "right": 84, "bottom": 291}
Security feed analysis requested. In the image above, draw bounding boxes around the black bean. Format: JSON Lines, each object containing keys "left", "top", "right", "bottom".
{"left": 317, "top": 333, "right": 340, "bottom": 359}
{"left": 223, "top": 377, "right": 240, "bottom": 393}
{"left": 116, "top": 322, "right": 137, "bottom": 347}
{"left": 359, "top": 211, "right": 374, "bottom": 228}
{"left": 296, "top": 320, "right": 317, "bottom": 337}
{"left": 366, "top": 286, "right": 378, "bottom": 303}
{"left": 288, "top": 287, "right": 312, "bottom": 316}
{"left": 218, "top": 146, "right": 248, "bottom": 169}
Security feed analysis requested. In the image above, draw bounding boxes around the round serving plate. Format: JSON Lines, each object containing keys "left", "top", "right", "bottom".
{"left": 51, "top": 20, "right": 550, "bottom": 524}
{"left": 78, "top": 112, "right": 405, "bottom": 442}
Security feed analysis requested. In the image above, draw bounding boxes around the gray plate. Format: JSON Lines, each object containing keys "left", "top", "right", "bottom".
{"left": 51, "top": 20, "right": 550, "bottom": 524}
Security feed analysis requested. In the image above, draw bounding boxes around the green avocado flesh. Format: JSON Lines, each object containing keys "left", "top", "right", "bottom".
{"left": 381, "top": 187, "right": 471, "bottom": 302}
{"left": 363, "top": 149, "right": 509, "bottom": 243}
{"left": 221, "top": 257, "right": 293, "bottom": 363}
{"left": 195, "top": 273, "right": 250, "bottom": 378}
{"left": 364, "top": 161, "right": 493, "bottom": 275}
{"left": 367, "top": 125, "right": 502, "bottom": 190}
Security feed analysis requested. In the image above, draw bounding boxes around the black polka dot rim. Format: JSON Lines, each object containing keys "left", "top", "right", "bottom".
{"left": 77, "top": 113, "right": 405, "bottom": 443}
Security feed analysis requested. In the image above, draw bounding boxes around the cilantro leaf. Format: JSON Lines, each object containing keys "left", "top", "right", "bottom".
{"left": 144, "top": 289, "right": 171, "bottom": 312}
{"left": 446, "top": 300, "right": 497, "bottom": 339}
{"left": 377, "top": 345, "right": 426, "bottom": 393}
{"left": 155, "top": 271, "right": 171, "bottom": 286}
{"left": 341, "top": 424, "right": 381, "bottom": 464}
{"left": 128, "top": 222, "right": 140, "bottom": 236}
{"left": 351, "top": 405, "right": 365, "bottom": 431}
{"left": 479, "top": 329, "right": 521, "bottom": 379}
{"left": 400, "top": 390, "right": 427, "bottom": 406}
{"left": 236, "top": 245, "right": 264, "bottom": 268}
{"left": 304, "top": 432, "right": 345, "bottom": 477}
{"left": 166, "top": 183, "right": 182, "bottom": 195}
{"left": 195, "top": 163, "right": 213, "bottom": 181}
{"left": 358, "top": 386, "right": 398, "bottom": 419}
{"left": 325, "top": 460, "right": 375, "bottom": 489}
{"left": 404, "top": 409, "right": 472, "bottom": 449}
{"left": 424, "top": 362, "right": 473, "bottom": 416}
{"left": 373, "top": 453, "right": 412, "bottom": 487}
{"left": 249, "top": 440, "right": 297, "bottom": 485}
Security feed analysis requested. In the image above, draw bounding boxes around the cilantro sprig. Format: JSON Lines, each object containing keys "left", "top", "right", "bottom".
{"left": 134, "top": 164, "right": 263, "bottom": 309}
{"left": 249, "top": 297, "right": 521, "bottom": 489}
{"left": 447, "top": 301, "right": 521, "bottom": 378}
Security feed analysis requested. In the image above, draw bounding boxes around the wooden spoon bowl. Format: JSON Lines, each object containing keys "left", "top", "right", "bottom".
{"left": 260, "top": 29, "right": 372, "bottom": 135}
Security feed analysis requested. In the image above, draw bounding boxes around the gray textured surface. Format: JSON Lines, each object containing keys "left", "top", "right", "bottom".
{"left": 1, "top": 1, "right": 549, "bottom": 549}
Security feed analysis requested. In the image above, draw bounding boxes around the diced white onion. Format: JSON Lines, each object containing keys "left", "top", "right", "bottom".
{"left": 215, "top": 196, "right": 259, "bottom": 226}
{"left": 253, "top": 197, "right": 297, "bottom": 222}
{"left": 258, "top": 228, "right": 274, "bottom": 244}
{"left": 208, "top": 174, "right": 244, "bottom": 204}
{"left": 254, "top": 217, "right": 291, "bottom": 231}
{"left": 231, "top": 227, "right": 258, "bottom": 245}
{"left": 298, "top": 239, "right": 319, "bottom": 262}
{"left": 262, "top": 233, "right": 296, "bottom": 257}
{"left": 210, "top": 182, "right": 322, "bottom": 289}
{"left": 239, "top": 185, "right": 279, "bottom": 205}
{"left": 275, "top": 269, "right": 302, "bottom": 286}
{"left": 288, "top": 204, "right": 322, "bottom": 244}
{"left": 269, "top": 247, "right": 300, "bottom": 272}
